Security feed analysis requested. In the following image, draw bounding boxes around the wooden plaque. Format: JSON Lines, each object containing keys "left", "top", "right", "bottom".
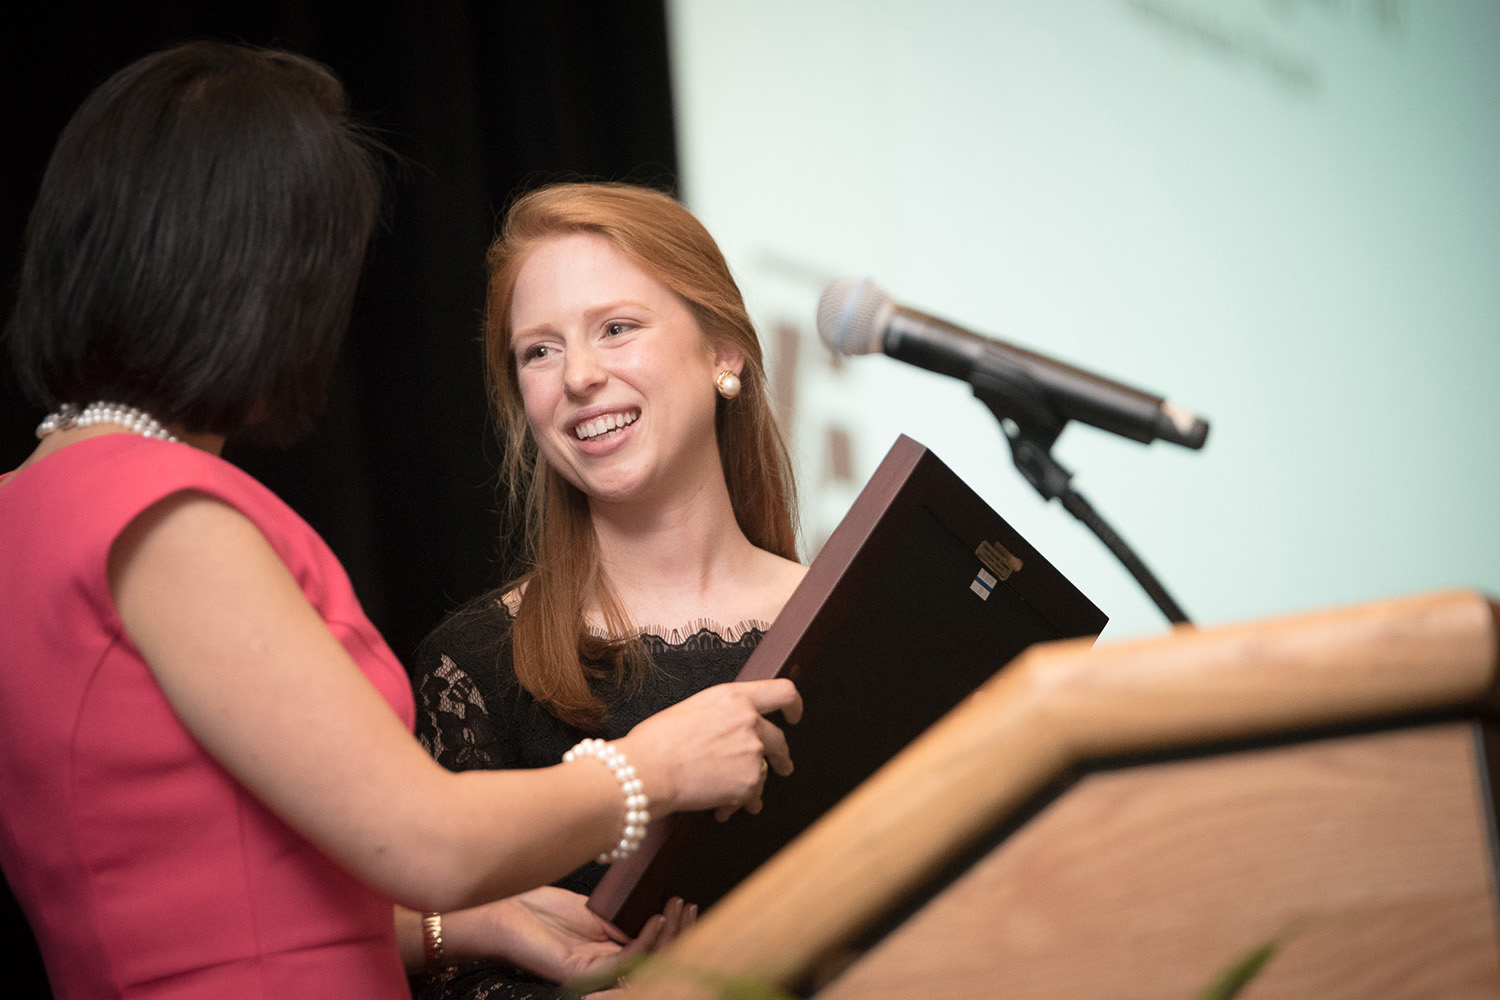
{"left": 589, "top": 434, "right": 1107, "bottom": 933}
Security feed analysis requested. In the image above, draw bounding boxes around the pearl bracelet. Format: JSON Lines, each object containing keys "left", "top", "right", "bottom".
{"left": 563, "top": 738, "right": 650, "bottom": 864}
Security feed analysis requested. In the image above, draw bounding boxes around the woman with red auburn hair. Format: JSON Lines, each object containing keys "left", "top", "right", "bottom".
{"left": 410, "top": 182, "right": 807, "bottom": 1000}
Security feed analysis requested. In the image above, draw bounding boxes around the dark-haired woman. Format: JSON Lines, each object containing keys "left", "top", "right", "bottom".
{"left": 0, "top": 44, "right": 798, "bottom": 1000}
{"left": 409, "top": 182, "right": 807, "bottom": 1000}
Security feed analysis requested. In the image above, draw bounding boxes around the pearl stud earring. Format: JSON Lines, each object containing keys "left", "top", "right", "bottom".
{"left": 715, "top": 369, "right": 741, "bottom": 400}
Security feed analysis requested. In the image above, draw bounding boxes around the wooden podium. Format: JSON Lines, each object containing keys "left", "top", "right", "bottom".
{"left": 616, "top": 590, "right": 1500, "bottom": 1000}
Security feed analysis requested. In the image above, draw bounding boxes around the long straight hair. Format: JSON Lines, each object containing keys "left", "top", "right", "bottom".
{"left": 484, "top": 182, "right": 797, "bottom": 729}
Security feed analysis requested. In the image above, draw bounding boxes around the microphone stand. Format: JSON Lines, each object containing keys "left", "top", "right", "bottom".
{"left": 968, "top": 370, "right": 1193, "bottom": 626}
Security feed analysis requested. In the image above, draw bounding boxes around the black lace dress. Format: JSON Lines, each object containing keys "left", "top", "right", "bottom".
{"left": 408, "top": 600, "right": 766, "bottom": 1000}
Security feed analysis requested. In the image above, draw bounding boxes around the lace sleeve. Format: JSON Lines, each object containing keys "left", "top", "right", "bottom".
{"left": 409, "top": 618, "right": 574, "bottom": 1000}
{"left": 414, "top": 652, "right": 503, "bottom": 772}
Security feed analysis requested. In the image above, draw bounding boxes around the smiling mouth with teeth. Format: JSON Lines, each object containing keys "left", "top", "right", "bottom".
{"left": 573, "top": 410, "right": 639, "bottom": 441}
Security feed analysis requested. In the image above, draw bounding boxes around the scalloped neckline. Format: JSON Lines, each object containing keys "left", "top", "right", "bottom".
{"left": 626, "top": 618, "right": 770, "bottom": 649}
{"left": 495, "top": 594, "right": 767, "bottom": 649}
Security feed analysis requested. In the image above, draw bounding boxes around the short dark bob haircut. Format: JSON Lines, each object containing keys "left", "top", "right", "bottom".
{"left": 6, "top": 41, "right": 384, "bottom": 445}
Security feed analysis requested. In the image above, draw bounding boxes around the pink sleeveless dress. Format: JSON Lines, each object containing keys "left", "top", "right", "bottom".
{"left": 0, "top": 434, "right": 415, "bottom": 999}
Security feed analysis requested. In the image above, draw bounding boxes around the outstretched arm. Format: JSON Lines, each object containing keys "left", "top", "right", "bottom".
{"left": 395, "top": 891, "right": 694, "bottom": 983}
{"left": 109, "top": 492, "right": 801, "bottom": 911}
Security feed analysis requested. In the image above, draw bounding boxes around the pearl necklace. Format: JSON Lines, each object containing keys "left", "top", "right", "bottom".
{"left": 35, "top": 401, "right": 181, "bottom": 444}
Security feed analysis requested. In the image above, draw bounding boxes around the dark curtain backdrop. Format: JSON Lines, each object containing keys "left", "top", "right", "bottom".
{"left": 1, "top": 3, "right": 679, "bottom": 993}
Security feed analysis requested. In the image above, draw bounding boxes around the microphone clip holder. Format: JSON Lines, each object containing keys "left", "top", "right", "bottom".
{"left": 969, "top": 377, "right": 1193, "bottom": 627}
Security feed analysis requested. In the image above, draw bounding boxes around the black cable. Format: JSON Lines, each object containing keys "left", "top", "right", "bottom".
{"left": 1058, "top": 487, "right": 1191, "bottom": 625}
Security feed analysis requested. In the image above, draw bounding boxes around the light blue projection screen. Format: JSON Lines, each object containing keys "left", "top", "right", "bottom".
{"left": 667, "top": 0, "right": 1500, "bottom": 639}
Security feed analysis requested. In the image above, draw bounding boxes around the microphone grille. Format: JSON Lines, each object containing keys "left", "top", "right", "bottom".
{"left": 816, "top": 278, "right": 892, "bottom": 357}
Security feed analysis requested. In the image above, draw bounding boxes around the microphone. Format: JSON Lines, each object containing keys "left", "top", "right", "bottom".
{"left": 816, "top": 278, "right": 1209, "bottom": 449}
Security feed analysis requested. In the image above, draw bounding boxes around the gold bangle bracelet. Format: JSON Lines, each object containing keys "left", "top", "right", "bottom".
{"left": 421, "top": 911, "right": 446, "bottom": 969}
